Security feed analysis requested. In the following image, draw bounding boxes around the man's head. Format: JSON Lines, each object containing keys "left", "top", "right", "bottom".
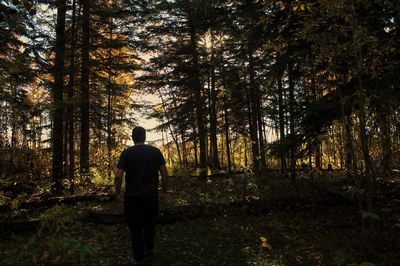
{"left": 132, "top": 126, "right": 146, "bottom": 144}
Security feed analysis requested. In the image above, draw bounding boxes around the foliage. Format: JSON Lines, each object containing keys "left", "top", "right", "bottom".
{"left": 5, "top": 205, "right": 100, "bottom": 265}
{"left": 169, "top": 165, "right": 192, "bottom": 178}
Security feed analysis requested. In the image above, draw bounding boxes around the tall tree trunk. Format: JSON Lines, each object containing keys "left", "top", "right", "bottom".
{"left": 232, "top": 136, "right": 237, "bottom": 169}
{"left": 189, "top": 19, "right": 206, "bottom": 177}
{"left": 209, "top": 30, "right": 219, "bottom": 170}
{"left": 52, "top": 0, "right": 66, "bottom": 192}
{"left": 256, "top": 86, "right": 266, "bottom": 169}
{"left": 63, "top": 114, "right": 68, "bottom": 177}
{"left": 159, "top": 92, "right": 182, "bottom": 165}
{"left": 277, "top": 76, "right": 287, "bottom": 177}
{"left": 377, "top": 106, "right": 392, "bottom": 178}
{"left": 351, "top": 0, "right": 374, "bottom": 230}
{"left": 315, "top": 144, "right": 322, "bottom": 169}
{"left": 192, "top": 111, "right": 199, "bottom": 168}
{"left": 311, "top": 85, "right": 321, "bottom": 169}
{"left": 67, "top": 0, "right": 78, "bottom": 189}
{"left": 338, "top": 86, "right": 357, "bottom": 176}
{"left": 80, "top": 0, "right": 90, "bottom": 176}
{"left": 288, "top": 63, "right": 296, "bottom": 177}
{"left": 224, "top": 99, "right": 231, "bottom": 172}
{"left": 248, "top": 46, "right": 260, "bottom": 172}
{"left": 244, "top": 136, "right": 248, "bottom": 168}
{"left": 173, "top": 132, "right": 182, "bottom": 166}
{"left": 107, "top": 14, "right": 113, "bottom": 180}
{"left": 193, "top": 130, "right": 199, "bottom": 168}
{"left": 182, "top": 136, "right": 188, "bottom": 168}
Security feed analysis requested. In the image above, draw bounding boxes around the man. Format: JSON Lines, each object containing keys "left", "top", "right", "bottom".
{"left": 115, "top": 126, "right": 168, "bottom": 265}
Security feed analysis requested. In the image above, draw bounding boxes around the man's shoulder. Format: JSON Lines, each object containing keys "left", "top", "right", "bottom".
{"left": 146, "top": 144, "right": 160, "bottom": 150}
{"left": 123, "top": 144, "right": 161, "bottom": 155}
{"left": 122, "top": 146, "right": 134, "bottom": 153}
{"left": 145, "top": 145, "right": 162, "bottom": 153}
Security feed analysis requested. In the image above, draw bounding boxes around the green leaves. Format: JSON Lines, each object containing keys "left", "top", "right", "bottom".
{"left": 359, "top": 210, "right": 380, "bottom": 221}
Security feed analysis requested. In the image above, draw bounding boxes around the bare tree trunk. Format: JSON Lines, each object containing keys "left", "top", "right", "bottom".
{"left": 248, "top": 46, "right": 260, "bottom": 172}
{"left": 192, "top": 111, "right": 198, "bottom": 168}
{"left": 209, "top": 30, "right": 219, "bottom": 170}
{"left": 288, "top": 63, "right": 296, "bottom": 177}
{"left": 350, "top": 0, "right": 374, "bottom": 232}
{"left": 63, "top": 114, "right": 68, "bottom": 177}
{"left": 256, "top": 84, "right": 266, "bottom": 169}
{"left": 182, "top": 137, "right": 188, "bottom": 168}
{"left": 52, "top": 0, "right": 66, "bottom": 192}
{"left": 107, "top": 13, "right": 114, "bottom": 180}
{"left": 338, "top": 86, "right": 357, "bottom": 176}
{"left": 159, "top": 92, "right": 182, "bottom": 165}
{"left": 67, "top": 0, "right": 78, "bottom": 192}
{"left": 224, "top": 99, "right": 231, "bottom": 172}
{"left": 79, "top": 0, "right": 91, "bottom": 176}
{"left": 189, "top": 18, "right": 206, "bottom": 178}
{"left": 232, "top": 136, "right": 237, "bottom": 169}
{"left": 277, "top": 77, "right": 286, "bottom": 177}
{"left": 378, "top": 107, "right": 392, "bottom": 178}
{"left": 244, "top": 136, "right": 248, "bottom": 169}
{"left": 311, "top": 82, "right": 322, "bottom": 169}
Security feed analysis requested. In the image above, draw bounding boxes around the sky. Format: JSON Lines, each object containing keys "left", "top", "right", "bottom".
{"left": 126, "top": 93, "right": 164, "bottom": 146}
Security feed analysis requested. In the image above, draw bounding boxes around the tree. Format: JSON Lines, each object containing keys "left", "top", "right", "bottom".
{"left": 65, "top": 0, "right": 79, "bottom": 187}
{"left": 79, "top": 0, "right": 90, "bottom": 176}
{"left": 51, "top": 0, "right": 67, "bottom": 192}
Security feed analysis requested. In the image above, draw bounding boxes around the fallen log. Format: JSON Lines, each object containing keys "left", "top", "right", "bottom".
{"left": 0, "top": 192, "right": 355, "bottom": 235}
{"left": 189, "top": 171, "right": 244, "bottom": 179}
{"left": 0, "top": 194, "right": 114, "bottom": 212}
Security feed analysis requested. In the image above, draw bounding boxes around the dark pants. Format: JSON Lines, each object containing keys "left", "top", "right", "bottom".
{"left": 124, "top": 196, "right": 158, "bottom": 262}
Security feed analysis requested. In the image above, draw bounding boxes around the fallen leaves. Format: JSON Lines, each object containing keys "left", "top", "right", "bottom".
{"left": 260, "top": 236, "right": 272, "bottom": 250}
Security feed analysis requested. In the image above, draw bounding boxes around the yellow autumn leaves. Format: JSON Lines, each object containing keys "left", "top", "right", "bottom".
{"left": 276, "top": 1, "right": 312, "bottom": 12}
{"left": 260, "top": 236, "right": 272, "bottom": 250}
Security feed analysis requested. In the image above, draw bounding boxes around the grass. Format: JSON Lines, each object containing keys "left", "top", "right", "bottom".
{"left": 1, "top": 173, "right": 399, "bottom": 265}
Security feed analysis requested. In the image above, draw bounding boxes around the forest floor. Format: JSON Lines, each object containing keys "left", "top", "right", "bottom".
{"left": 0, "top": 172, "right": 399, "bottom": 265}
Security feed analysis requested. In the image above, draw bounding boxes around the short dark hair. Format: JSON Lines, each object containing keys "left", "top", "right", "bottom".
{"left": 132, "top": 126, "right": 146, "bottom": 143}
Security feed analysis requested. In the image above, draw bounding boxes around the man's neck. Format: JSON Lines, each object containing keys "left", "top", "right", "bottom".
{"left": 134, "top": 142, "right": 145, "bottom": 146}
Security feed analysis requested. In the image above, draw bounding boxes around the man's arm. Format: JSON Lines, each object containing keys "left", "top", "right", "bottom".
{"left": 159, "top": 164, "right": 169, "bottom": 192}
{"left": 114, "top": 168, "right": 124, "bottom": 197}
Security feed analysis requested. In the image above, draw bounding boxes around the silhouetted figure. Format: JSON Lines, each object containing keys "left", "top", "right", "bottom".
{"left": 115, "top": 126, "right": 169, "bottom": 265}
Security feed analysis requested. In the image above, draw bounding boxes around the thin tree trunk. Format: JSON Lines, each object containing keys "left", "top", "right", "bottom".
{"left": 312, "top": 86, "right": 322, "bottom": 169}
{"left": 189, "top": 18, "right": 206, "bottom": 178}
{"left": 52, "top": 0, "right": 66, "bottom": 192}
{"left": 209, "top": 30, "right": 219, "bottom": 170}
{"left": 63, "top": 114, "right": 68, "bottom": 177}
{"left": 350, "top": 0, "right": 374, "bottom": 232}
{"left": 182, "top": 137, "right": 188, "bottom": 168}
{"left": 338, "top": 86, "right": 357, "bottom": 176}
{"left": 107, "top": 14, "right": 113, "bottom": 180}
{"left": 192, "top": 111, "right": 199, "bottom": 168}
{"left": 257, "top": 87, "right": 266, "bottom": 169}
{"left": 159, "top": 92, "right": 182, "bottom": 165}
{"left": 79, "top": 0, "right": 90, "bottom": 176}
{"left": 193, "top": 130, "right": 198, "bottom": 168}
{"left": 277, "top": 77, "right": 287, "bottom": 177}
{"left": 67, "top": 0, "right": 78, "bottom": 191}
{"left": 244, "top": 136, "right": 248, "bottom": 168}
{"left": 288, "top": 63, "right": 296, "bottom": 177}
{"left": 247, "top": 47, "right": 260, "bottom": 172}
{"left": 224, "top": 99, "right": 231, "bottom": 172}
{"left": 232, "top": 136, "right": 237, "bottom": 169}
{"left": 377, "top": 107, "right": 392, "bottom": 178}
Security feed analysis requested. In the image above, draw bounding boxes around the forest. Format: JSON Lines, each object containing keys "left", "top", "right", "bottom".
{"left": 1, "top": 0, "right": 399, "bottom": 265}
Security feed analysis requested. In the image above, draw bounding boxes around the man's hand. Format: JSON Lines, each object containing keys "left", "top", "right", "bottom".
{"left": 114, "top": 168, "right": 124, "bottom": 198}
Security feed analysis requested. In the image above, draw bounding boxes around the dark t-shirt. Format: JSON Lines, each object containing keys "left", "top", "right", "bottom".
{"left": 117, "top": 144, "right": 166, "bottom": 200}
